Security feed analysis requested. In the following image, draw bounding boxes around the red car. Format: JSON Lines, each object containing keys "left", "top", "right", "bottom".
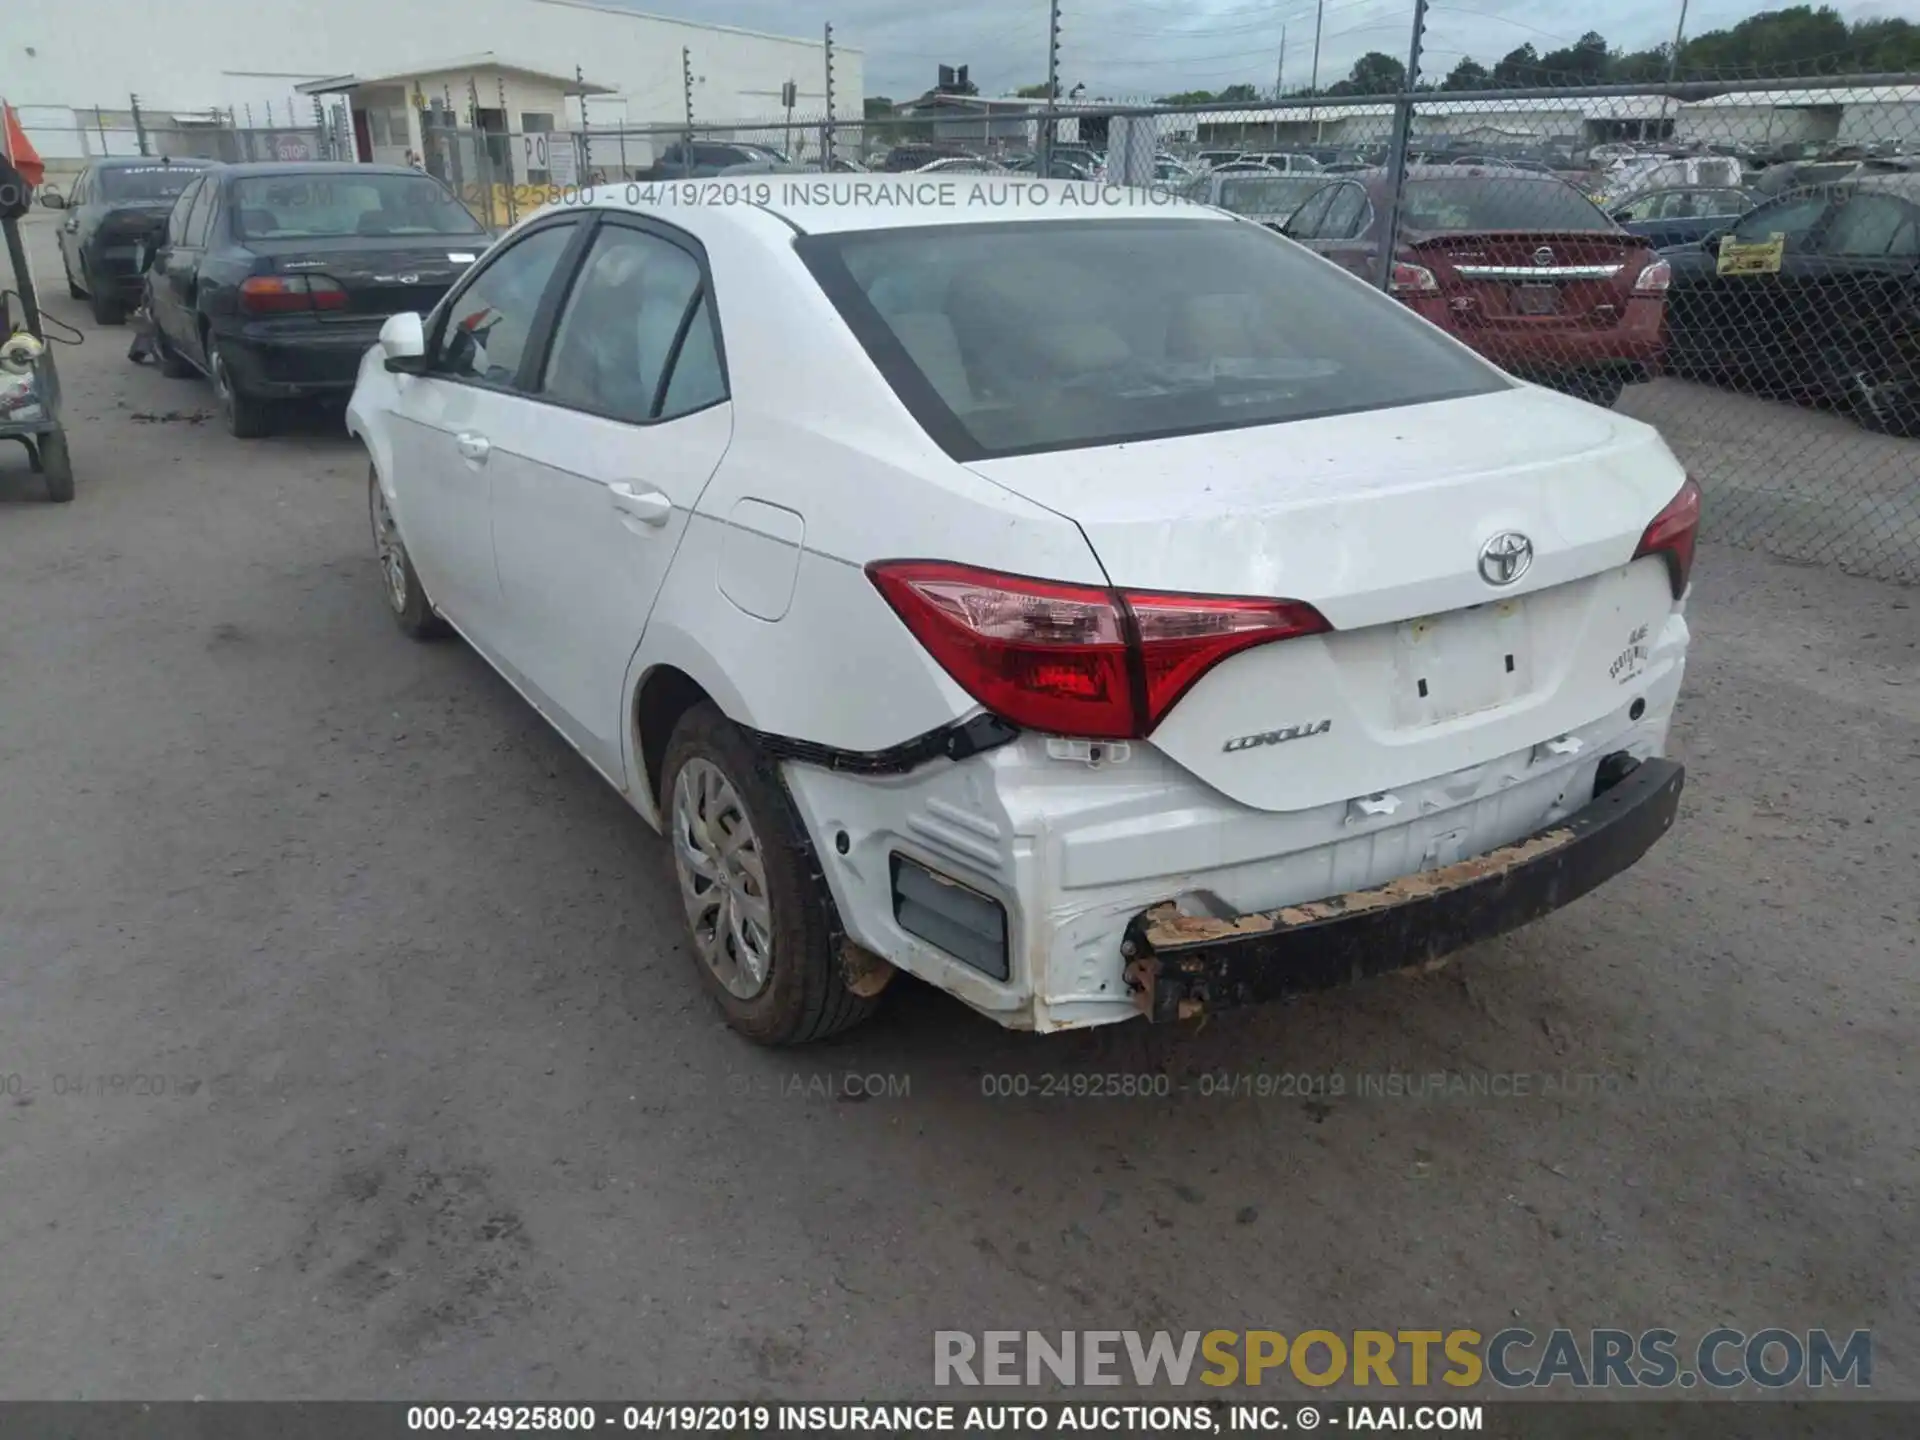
{"left": 1277, "top": 166, "right": 1670, "bottom": 407}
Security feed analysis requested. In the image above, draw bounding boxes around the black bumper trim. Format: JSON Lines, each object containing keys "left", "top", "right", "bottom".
{"left": 1123, "top": 757, "right": 1685, "bottom": 1022}
{"left": 748, "top": 712, "right": 1020, "bottom": 777}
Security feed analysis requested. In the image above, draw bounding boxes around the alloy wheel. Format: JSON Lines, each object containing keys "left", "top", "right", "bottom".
{"left": 670, "top": 757, "right": 775, "bottom": 1000}
{"left": 369, "top": 482, "right": 410, "bottom": 613}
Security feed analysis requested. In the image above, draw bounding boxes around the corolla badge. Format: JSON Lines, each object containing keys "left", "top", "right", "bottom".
{"left": 1533, "top": 245, "right": 1556, "bottom": 266}
{"left": 1478, "top": 531, "right": 1534, "bottom": 586}
{"left": 1222, "top": 719, "right": 1332, "bottom": 753}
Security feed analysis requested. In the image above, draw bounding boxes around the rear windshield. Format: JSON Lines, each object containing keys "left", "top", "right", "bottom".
{"left": 798, "top": 217, "right": 1507, "bottom": 461}
{"left": 1402, "top": 177, "right": 1616, "bottom": 232}
{"left": 1211, "top": 175, "right": 1332, "bottom": 216}
{"left": 99, "top": 165, "right": 205, "bottom": 202}
{"left": 232, "top": 173, "right": 485, "bottom": 240}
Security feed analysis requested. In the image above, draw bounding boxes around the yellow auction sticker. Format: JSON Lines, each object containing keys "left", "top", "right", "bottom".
{"left": 1716, "top": 232, "right": 1786, "bottom": 276}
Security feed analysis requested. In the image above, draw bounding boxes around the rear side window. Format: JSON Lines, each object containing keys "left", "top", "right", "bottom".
{"left": 800, "top": 217, "right": 1507, "bottom": 461}
{"left": 540, "top": 225, "right": 713, "bottom": 423}
{"left": 1402, "top": 177, "right": 1615, "bottom": 232}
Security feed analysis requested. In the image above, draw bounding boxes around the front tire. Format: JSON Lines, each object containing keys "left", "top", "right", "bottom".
{"left": 661, "top": 703, "right": 877, "bottom": 1046}
{"left": 155, "top": 324, "right": 196, "bottom": 379}
{"left": 210, "top": 345, "right": 273, "bottom": 438}
{"left": 368, "top": 466, "right": 448, "bottom": 639}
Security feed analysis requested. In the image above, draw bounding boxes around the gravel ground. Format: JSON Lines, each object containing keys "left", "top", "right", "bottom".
{"left": 2, "top": 212, "right": 1916, "bottom": 1401}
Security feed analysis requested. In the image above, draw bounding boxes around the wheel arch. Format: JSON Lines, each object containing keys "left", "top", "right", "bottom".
{"left": 623, "top": 633, "right": 759, "bottom": 829}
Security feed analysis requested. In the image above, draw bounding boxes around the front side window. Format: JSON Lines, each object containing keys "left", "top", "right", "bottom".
{"left": 166, "top": 181, "right": 201, "bottom": 244}
{"left": 182, "top": 182, "right": 218, "bottom": 246}
{"left": 541, "top": 225, "right": 710, "bottom": 423}
{"left": 1733, "top": 191, "right": 1834, "bottom": 245}
{"left": 800, "top": 217, "right": 1508, "bottom": 461}
{"left": 231, "top": 173, "right": 484, "bottom": 240}
{"left": 434, "top": 223, "right": 577, "bottom": 386}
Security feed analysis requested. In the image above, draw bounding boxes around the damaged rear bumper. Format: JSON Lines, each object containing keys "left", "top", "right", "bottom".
{"left": 1122, "top": 757, "right": 1685, "bottom": 1022}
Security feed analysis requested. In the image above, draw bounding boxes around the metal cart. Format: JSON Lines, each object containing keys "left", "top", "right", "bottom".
{"left": 2, "top": 210, "right": 73, "bottom": 502}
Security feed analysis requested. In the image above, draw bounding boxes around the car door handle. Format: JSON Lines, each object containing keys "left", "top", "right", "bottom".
{"left": 455, "top": 432, "right": 491, "bottom": 463}
{"left": 608, "top": 482, "right": 672, "bottom": 527}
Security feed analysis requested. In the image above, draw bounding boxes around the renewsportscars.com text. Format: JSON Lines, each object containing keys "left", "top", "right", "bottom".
{"left": 933, "top": 1328, "right": 1871, "bottom": 1390}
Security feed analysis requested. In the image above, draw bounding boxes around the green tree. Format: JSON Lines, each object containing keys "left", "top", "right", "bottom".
{"left": 1156, "top": 89, "right": 1219, "bottom": 105}
{"left": 1441, "top": 57, "right": 1489, "bottom": 91}
{"left": 1489, "top": 44, "right": 1540, "bottom": 87}
{"left": 1217, "top": 82, "right": 1261, "bottom": 102}
{"left": 1015, "top": 82, "right": 1058, "bottom": 99}
{"left": 1329, "top": 52, "right": 1406, "bottom": 96}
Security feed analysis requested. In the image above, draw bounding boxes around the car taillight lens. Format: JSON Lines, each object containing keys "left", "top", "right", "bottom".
{"left": 867, "top": 560, "right": 1329, "bottom": 739}
{"left": 1633, "top": 476, "right": 1702, "bottom": 598}
{"left": 240, "top": 274, "right": 348, "bottom": 314}
{"left": 1390, "top": 262, "right": 1439, "bottom": 294}
{"left": 1633, "top": 258, "right": 1672, "bottom": 294}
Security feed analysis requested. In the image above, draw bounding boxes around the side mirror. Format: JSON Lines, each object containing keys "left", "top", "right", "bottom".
{"left": 40, "top": 190, "right": 67, "bottom": 210}
{"left": 1609, "top": 208, "right": 1631, "bottom": 223}
{"left": 380, "top": 312, "right": 428, "bottom": 374}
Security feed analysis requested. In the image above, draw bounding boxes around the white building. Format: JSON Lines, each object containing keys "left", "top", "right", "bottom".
{"left": 2, "top": 0, "right": 861, "bottom": 176}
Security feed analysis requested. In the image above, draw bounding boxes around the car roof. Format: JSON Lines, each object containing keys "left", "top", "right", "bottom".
{"left": 753, "top": 177, "right": 1228, "bottom": 234}
{"left": 551, "top": 177, "right": 1230, "bottom": 239}
{"left": 209, "top": 161, "right": 427, "bottom": 178}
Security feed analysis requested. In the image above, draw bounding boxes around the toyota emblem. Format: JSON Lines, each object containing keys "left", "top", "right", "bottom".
{"left": 1478, "top": 532, "right": 1534, "bottom": 586}
{"left": 1533, "top": 245, "right": 1555, "bottom": 266}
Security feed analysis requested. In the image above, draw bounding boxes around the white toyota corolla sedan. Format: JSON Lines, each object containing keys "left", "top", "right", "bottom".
{"left": 347, "top": 181, "right": 1697, "bottom": 1044}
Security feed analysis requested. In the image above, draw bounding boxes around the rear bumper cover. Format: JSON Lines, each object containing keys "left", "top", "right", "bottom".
{"left": 1122, "top": 757, "right": 1684, "bottom": 1022}
{"left": 221, "top": 323, "right": 386, "bottom": 398}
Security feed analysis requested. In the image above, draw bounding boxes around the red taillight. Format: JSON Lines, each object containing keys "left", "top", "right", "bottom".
{"left": 1633, "top": 257, "right": 1672, "bottom": 294}
{"left": 240, "top": 274, "right": 347, "bottom": 314}
{"left": 1390, "top": 261, "right": 1439, "bottom": 294}
{"left": 1633, "top": 477, "right": 1702, "bottom": 598}
{"left": 867, "top": 560, "right": 1329, "bottom": 739}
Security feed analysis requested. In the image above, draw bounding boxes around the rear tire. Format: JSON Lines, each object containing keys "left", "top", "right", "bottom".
{"left": 64, "top": 256, "right": 85, "bottom": 300}
{"left": 210, "top": 345, "right": 273, "bottom": 439}
{"left": 86, "top": 271, "right": 125, "bottom": 325}
{"left": 661, "top": 702, "right": 878, "bottom": 1046}
{"left": 38, "top": 429, "right": 75, "bottom": 504}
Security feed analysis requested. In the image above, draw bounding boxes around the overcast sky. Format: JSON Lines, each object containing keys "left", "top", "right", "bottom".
{"left": 618, "top": 0, "right": 1917, "bottom": 102}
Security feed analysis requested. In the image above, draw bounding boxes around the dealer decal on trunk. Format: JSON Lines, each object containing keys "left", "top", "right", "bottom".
{"left": 1610, "top": 624, "right": 1652, "bottom": 684}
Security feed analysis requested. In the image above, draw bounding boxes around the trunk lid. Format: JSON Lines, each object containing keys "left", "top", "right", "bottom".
{"left": 250, "top": 237, "right": 482, "bottom": 317}
{"left": 1411, "top": 230, "right": 1652, "bottom": 330}
{"left": 965, "top": 385, "right": 1687, "bottom": 812}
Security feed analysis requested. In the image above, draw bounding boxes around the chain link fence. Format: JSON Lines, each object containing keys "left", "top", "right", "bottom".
{"left": 594, "top": 75, "right": 1920, "bottom": 583}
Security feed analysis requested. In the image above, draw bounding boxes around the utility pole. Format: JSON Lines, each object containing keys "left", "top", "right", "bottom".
{"left": 681, "top": 46, "right": 695, "bottom": 174}
{"left": 1275, "top": 25, "right": 1287, "bottom": 101}
{"left": 1038, "top": 0, "right": 1061, "bottom": 175}
{"left": 130, "top": 92, "right": 149, "bottom": 156}
{"left": 1661, "top": 0, "right": 1691, "bottom": 140}
{"left": 823, "top": 22, "right": 837, "bottom": 169}
{"left": 1374, "top": 0, "right": 1429, "bottom": 291}
{"left": 1309, "top": 0, "right": 1326, "bottom": 140}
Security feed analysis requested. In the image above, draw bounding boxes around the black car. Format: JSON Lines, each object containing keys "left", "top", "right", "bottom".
{"left": 1662, "top": 174, "right": 1920, "bottom": 435}
{"left": 1609, "top": 184, "right": 1758, "bottom": 251}
{"left": 141, "top": 162, "right": 488, "bottom": 438}
{"left": 54, "top": 157, "right": 213, "bottom": 324}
